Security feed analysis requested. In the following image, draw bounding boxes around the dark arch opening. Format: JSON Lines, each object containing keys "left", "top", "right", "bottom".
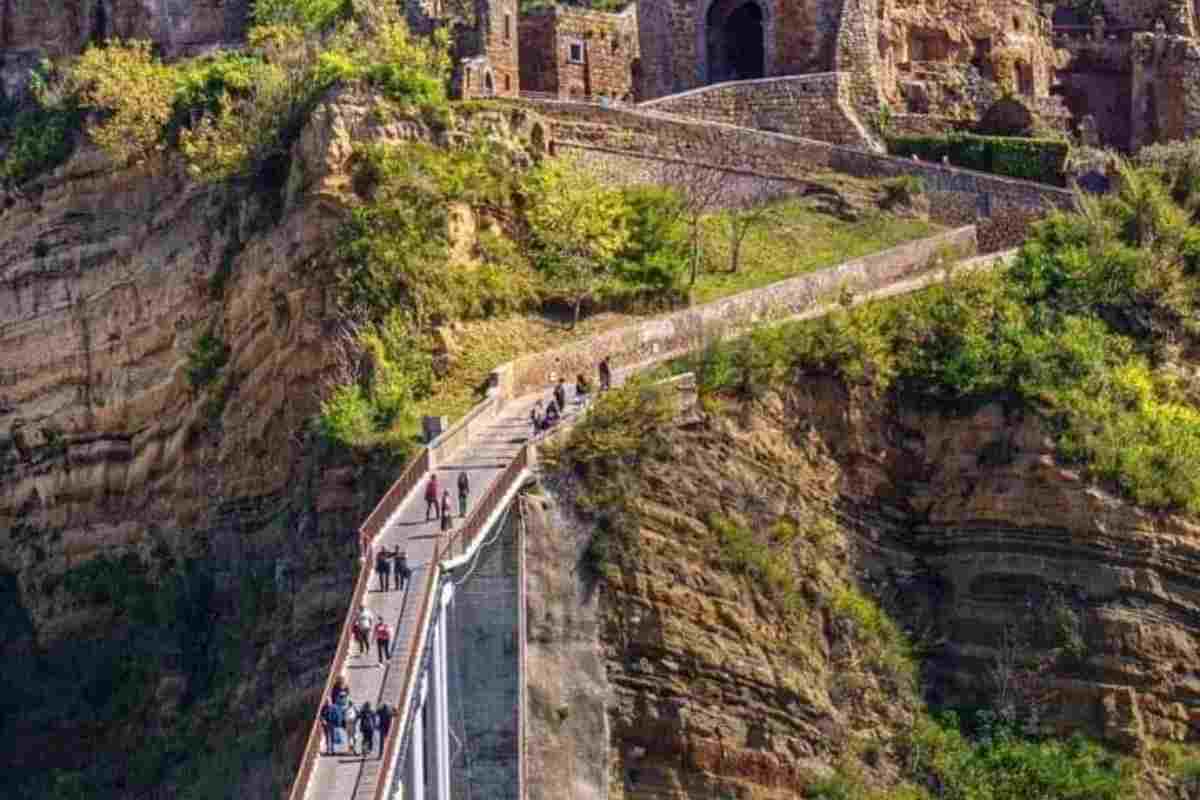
{"left": 705, "top": 1, "right": 764, "bottom": 84}
{"left": 90, "top": 0, "right": 108, "bottom": 45}
{"left": 484, "top": 71, "right": 495, "bottom": 95}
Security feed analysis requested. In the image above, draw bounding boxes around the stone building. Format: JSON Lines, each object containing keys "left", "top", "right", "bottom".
{"left": 408, "top": 0, "right": 521, "bottom": 98}
{"left": 635, "top": 0, "right": 1061, "bottom": 128}
{"left": 519, "top": 4, "right": 639, "bottom": 100}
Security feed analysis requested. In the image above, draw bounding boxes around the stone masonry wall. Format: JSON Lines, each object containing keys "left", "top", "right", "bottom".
{"left": 491, "top": 226, "right": 978, "bottom": 400}
{"left": 520, "top": 5, "right": 639, "bottom": 100}
{"left": 530, "top": 102, "right": 1075, "bottom": 213}
{"left": 638, "top": 73, "right": 874, "bottom": 148}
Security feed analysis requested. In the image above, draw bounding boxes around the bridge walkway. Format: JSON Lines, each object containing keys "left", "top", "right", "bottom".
{"left": 304, "top": 385, "right": 585, "bottom": 800}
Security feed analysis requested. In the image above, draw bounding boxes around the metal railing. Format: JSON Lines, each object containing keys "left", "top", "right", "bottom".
{"left": 286, "top": 447, "right": 432, "bottom": 800}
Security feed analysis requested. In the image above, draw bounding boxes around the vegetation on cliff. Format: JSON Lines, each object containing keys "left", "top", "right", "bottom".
{"left": 685, "top": 164, "right": 1200, "bottom": 514}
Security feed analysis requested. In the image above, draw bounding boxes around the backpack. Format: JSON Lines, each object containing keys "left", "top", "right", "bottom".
{"left": 375, "top": 622, "right": 390, "bottom": 641}
{"left": 458, "top": 472, "right": 469, "bottom": 493}
{"left": 321, "top": 705, "right": 336, "bottom": 725}
{"left": 360, "top": 710, "right": 377, "bottom": 733}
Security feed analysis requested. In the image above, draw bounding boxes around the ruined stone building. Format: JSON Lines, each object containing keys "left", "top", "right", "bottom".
{"left": 519, "top": 4, "right": 639, "bottom": 100}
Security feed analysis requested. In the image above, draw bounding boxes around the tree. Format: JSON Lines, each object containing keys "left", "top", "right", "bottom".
{"left": 525, "top": 157, "right": 630, "bottom": 328}
{"left": 724, "top": 201, "right": 775, "bottom": 273}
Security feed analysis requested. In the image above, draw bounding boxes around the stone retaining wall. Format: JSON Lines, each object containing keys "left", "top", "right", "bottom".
{"left": 533, "top": 102, "right": 1074, "bottom": 213}
{"left": 490, "top": 226, "right": 977, "bottom": 400}
{"left": 638, "top": 74, "right": 873, "bottom": 148}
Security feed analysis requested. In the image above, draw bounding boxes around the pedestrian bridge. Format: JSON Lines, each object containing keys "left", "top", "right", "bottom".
{"left": 285, "top": 227, "right": 997, "bottom": 800}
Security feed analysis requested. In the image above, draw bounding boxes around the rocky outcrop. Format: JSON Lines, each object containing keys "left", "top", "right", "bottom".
{"left": 0, "top": 89, "right": 494, "bottom": 796}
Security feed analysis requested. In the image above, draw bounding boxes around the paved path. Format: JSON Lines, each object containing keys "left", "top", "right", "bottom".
{"left": 305, "top": 386, "right": 585, "bottom": 800}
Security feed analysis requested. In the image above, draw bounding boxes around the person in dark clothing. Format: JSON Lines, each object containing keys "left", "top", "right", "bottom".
{"left": 374, "top": 620, "right": 393, "bottom": 664}
{"left": 440, "top": 490, "right": 452, "bottom": 532}
{"left": 554, "top": 378, "right": 567, "bottom": 413}
{"left": 576, "top": 373, "right": 591, "bottom": 403}
{"left": 359, "top": 703, "right": 377, "bottom": 755}
{"left": 530, "top": 400, "right": 543, "bottom": 435}
{"left": 395, "top": 550, "right": 411, "bottom": 591}
{"left": 598, "top": 357, "right": 612, "bottom": 391}
{"left": 424, "top": 474, "right": 440, "bottom": 520}
{"left": 321, "top": 702, "right": 337, "bottom": 755}
{"left": 375, "top": 547, "right": 392, "bottom": 592}
{"left": 457, "top": 471, "right": 470, "bottom": 517}
{"left": 376, "top": 703, "right": 394, "bottom": 758}
{"left": 544, "top": 400, "right": 560, "bottom": 427}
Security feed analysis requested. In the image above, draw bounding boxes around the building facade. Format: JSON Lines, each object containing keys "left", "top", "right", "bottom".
{"left": 519, "top": 4, "right": 639, "bottom": 100}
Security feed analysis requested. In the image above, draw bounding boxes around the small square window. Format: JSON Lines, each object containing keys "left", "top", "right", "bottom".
{"left": 568, "top": 41, "right": 585, "bottom": 64}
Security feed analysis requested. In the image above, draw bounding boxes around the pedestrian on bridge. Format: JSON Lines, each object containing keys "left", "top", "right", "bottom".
{"left": 320, "top": 701, "right": 337, "bottom": 755}
{"left": 554, "top": 377, "right": 567, "bottom": 414}
{"left": 458, "top": 471, "right": 470, "bottom": 517}
{"left": 375, "top": 619, "right": 393, "bottom": 664}
{"left": 360, "top": 702, "right": 378, "bottom": 756}
{"left": 375, "top": 546, "right": 392, "bottom": 592}
{"left": 355, "top": 605, "right": 374, "bottom": 657}
{"left": 440, "top": 490, "right": 453, "bottom": 533}
{"left": 376, "top": 703, "right": 394, "bottom": 758}
{"left": 424, "top": 474, "right": 440, "bottom": 521}
{"left": 344, "top": 701, "right": 359, "bottom": 755}
{"left": 395, "top": 550, "right": 411, "bottom": 592}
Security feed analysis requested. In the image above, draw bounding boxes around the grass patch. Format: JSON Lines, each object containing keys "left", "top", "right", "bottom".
{"left": 691, "top": 201, "right": 940, "bottom": 304}
{"left": 707, "top": 512, "right": 804, "bottom": 613}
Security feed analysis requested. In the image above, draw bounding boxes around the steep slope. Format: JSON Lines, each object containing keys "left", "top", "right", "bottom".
{"left": 531, "top": 374, "right": 1200, "bottom": 798}
{"left": 0, "top": 90, "right": 492, "bottom": 798}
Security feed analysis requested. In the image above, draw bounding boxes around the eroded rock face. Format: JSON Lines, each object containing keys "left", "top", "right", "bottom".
{"left": 789, "top": 376, "right": 1200, "bottom": 749}
{"left": 0, "top": 0, "right": 250, "bottom": 95}
{"left": 0, "top": 89, "right": 455, "bottom": 794}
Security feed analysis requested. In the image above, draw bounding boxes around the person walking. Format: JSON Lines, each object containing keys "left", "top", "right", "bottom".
{"left": 554, "top": 377, "right": 567, "bottom": 413}
{"left": 344, "top": 701, "right": 359, "bottom": 755}
{"left": 355, "top": 605, "right": 374, "bottom": 657}
{"left": 395, "top": 550, "right": 411, "bottom": 592}
{"left": 440, "top": 490, "right": 452, "bottom": 533}
{"left": 374, "top": 619, "right": 393, "bottom": 665}
{"left": 530, "top": 400, "right": 542, "bottom": 435}
{"left": 360, "top": 702, "right": 378, "bottom": 757}
{"left": 598, "top": 356, "right": 611, "bottom": 391}
{"left": 424, "top": 474, "right": 440, "bottom": 521}
{"left": 332, "top": 674, "right": 350, "bottom": 708}
{"left": 321, "top": 701, "right": 337, "bottom": 755}
{"left": 376, "top": 703, "right": 394, "bottom": 759}
{"left": 375, "top": 545, "right": 392, "bottom": 592}
{"left": 331, "top": 702, "right": 346, "bottom": 754}
{"left": 576, "top": 373, "right": 591, "bottom": 407}
{"left": 457, "top": 471, "right": 470, "bottom": 517}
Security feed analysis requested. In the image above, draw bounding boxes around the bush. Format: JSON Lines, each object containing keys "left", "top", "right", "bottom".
{"left": 0, "top": 102, "right": 83, "bottom": 185}
{"left": 887, "top": 133, "right": 1069, "bottom": 185}
{"left": 69, "top": 40, "right": 177, "bottom": 165}
{"left": 251, "top": 0, "right": 351, "bottom": 30}
{"left": 613, "top": 185, "right": 690, "bottom": 293}
{"left": 318, "top": 384, "right": 375, "bottom": 445}
{"left": 881, "top": 175, "right": 925, "bottom": 210}
{"left": 185, "top": 332, "right": 230, "bottom": 388}
{"left": 830, "top": 586, "right": 915, "bottom": 684}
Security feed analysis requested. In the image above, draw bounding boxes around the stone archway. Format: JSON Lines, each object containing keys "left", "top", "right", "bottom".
{"left": 703, "top": 0, "right": 767, "bottom": 84}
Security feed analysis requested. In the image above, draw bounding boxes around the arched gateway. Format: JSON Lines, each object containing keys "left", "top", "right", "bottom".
{"left": 704, "top": 0, "right": 767, "bottom": 84}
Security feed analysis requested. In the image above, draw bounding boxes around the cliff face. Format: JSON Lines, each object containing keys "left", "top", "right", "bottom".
{"left": 0, "top": 90, "right": 460, "bottom": 796}
{"left": 533, "top": 377, "right": 1200, "bottom": 798}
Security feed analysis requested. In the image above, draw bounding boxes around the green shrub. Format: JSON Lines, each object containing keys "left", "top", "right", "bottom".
{"left": 318, "top": 384, "right": 375, "bottom": 445}
{"left": 881, "top": 175, "right": 925, "bottom": 210}
{"left": 0, "top": 102, "right": 83, "bottom": 185}
{"left": 251, "top": 0, "right": 351, "bottom": 30}
{"left": 186, "top": 332, "right": 230, "bottom": 388}
{"left": 887, "top": 133, "right": 1069, "bottom": 185}
{"left": 902, "top": 712, "right": 1135, "bottom": 800}
{"left": 613, "top": 185, "right": 690, "bottom": 293}
{"left": 830, "top": 586, "right": 915, "bottom": 684}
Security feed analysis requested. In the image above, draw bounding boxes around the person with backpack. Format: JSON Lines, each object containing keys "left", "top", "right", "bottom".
{"left": 375, "top": 546, "right": 392, "bottom": 592}
{"left": 544, "top": 400, "right": 560, "bottom": 428}
{"left": 374, "top": 619, "right": 393, "bottom": 665}
{"left": 457, "top": 471, "right": 470, "bottom": 517}
{"left": 395, "top": 550, "right": 411, "bottom": 592}
{"left": 440, "top": 490, "right": 453, "bottom": 533}
{"left": 598, "top": 357, "right": 611, "bottom": 391}
{"left": 530, "top": 400, "right": 543, "bottom": 435}
{"left": 376, "top": 703, "right": 394, "bottom": 758}
{"left": 424, "top": 474, "right": 440, "bottom": 521}
{"left": 354, "top": 605, "right": 374, "bottom": 657}
{"left": 359, "top": 702, "right": 378, "bottom": 756}
{"left": 554, "top": 377, "right": 567, "bottom": 413}
{"left": 321, "top": 701, "right": 337, "bottom": 755}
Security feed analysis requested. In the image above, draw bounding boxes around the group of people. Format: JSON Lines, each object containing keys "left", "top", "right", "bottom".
{"left": 529, "top": 357, "right": 612, "bottom": 435}
{"left": 374, "top": 546, "right": 411, "bottom": 593}
{"left": 352, "top": 605, "right": 395, "bottom": 664}
{"left": 322, "top": 675, "right": 394, "bottom": 758}
{"left": 423, "top": 470, "right": 472, "bottom": 533}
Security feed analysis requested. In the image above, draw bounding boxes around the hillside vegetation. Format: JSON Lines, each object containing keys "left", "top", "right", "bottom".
{"left": 683, "top": 162, "right": 1200, "bottom": 514}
